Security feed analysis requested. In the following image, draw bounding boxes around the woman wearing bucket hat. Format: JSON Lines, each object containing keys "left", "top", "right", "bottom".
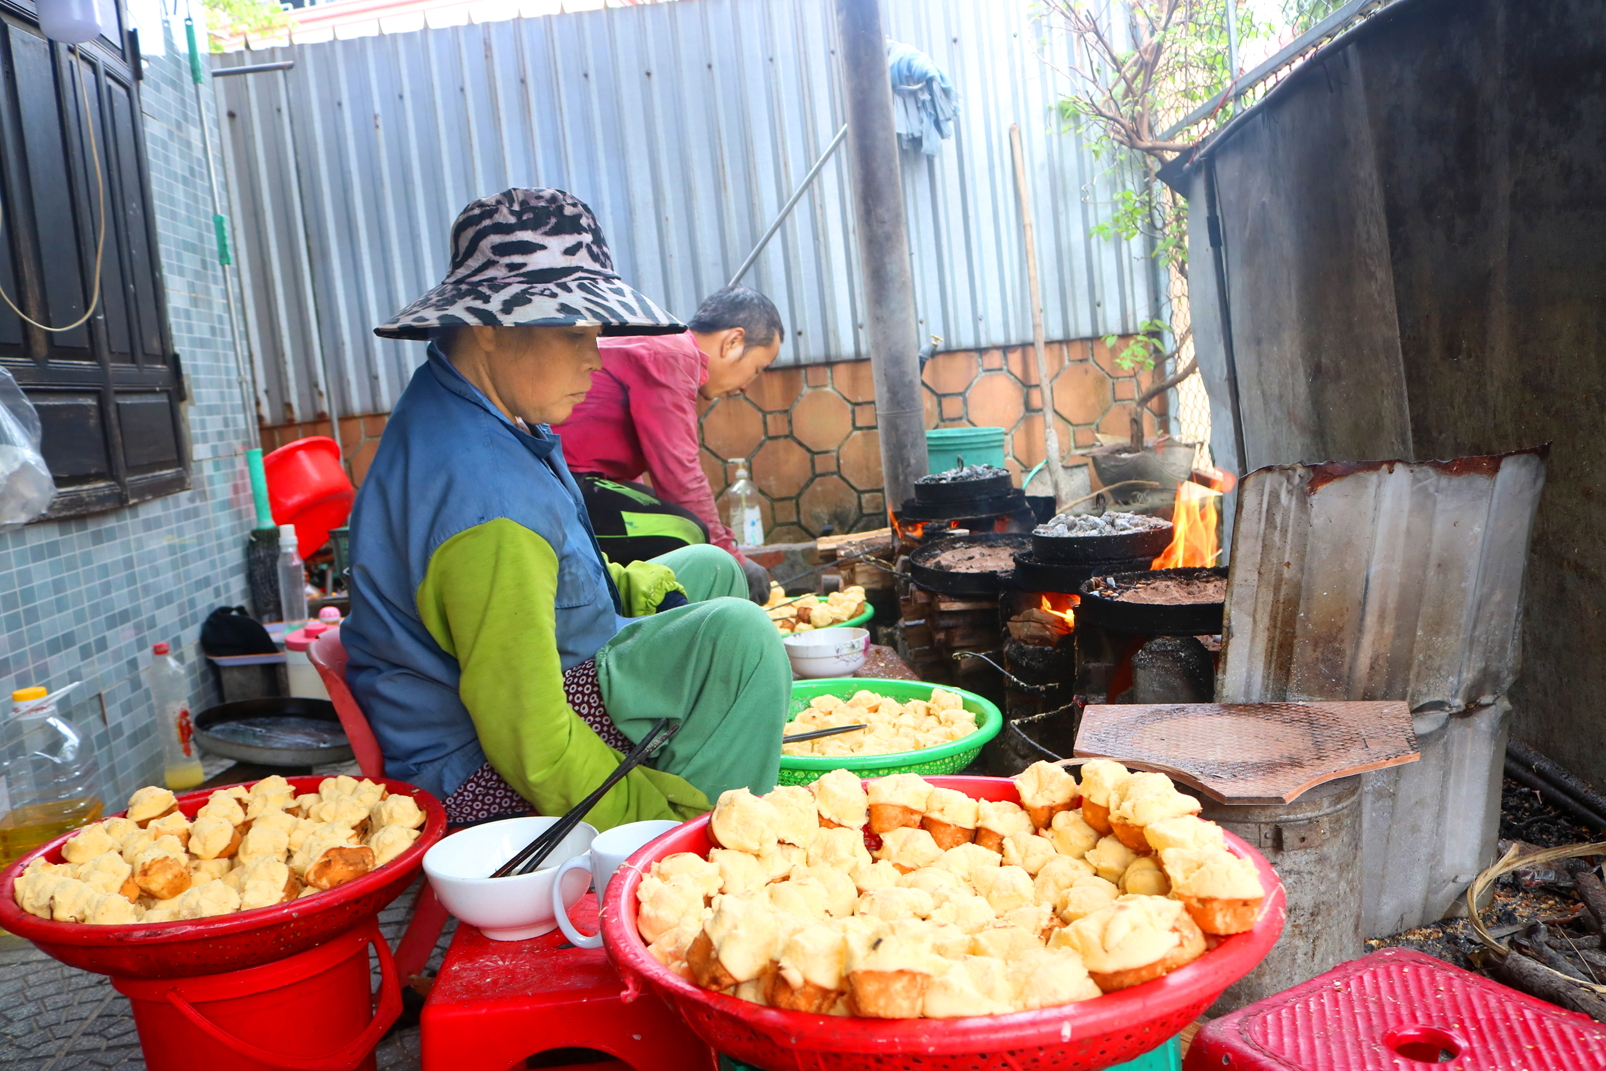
{"left": 341, "top": 188, "right": 790, "bottom": 828}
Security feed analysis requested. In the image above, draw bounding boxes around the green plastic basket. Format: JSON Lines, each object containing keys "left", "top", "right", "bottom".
{"left": 777, "top": 679, "right": 1002, "bottom": 786}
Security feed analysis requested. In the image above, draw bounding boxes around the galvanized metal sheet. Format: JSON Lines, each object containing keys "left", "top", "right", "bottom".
{"left": 216, "top": 0, "right": 1160, "bottom": 423}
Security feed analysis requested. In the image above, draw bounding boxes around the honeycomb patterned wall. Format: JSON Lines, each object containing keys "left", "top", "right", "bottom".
{"left": 259, "top": 335, "right": 1164, "bottom": 544}
{"left": 698, "top": 336, "right": 1163, "bottom": 542}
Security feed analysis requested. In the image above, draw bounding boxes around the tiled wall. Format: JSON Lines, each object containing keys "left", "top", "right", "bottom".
{"left": 258, "top": 335, "right": 1165, "bottom": 545}
{"left": 698, "top": 337, "right": 1164, "bottom": 542}
{"left": 0, "top": 31, "right": 256, "bottom": 805}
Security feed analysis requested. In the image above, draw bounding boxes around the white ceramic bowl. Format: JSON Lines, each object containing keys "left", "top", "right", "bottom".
{"left": 422, "top": 816, "right": 597, "bottom": 941}
{"left": 783, "top": 626, "right": 869, "bottom": 678}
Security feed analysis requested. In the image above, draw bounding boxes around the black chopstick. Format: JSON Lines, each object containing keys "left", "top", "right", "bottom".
{"left": 491, "top": 718, "right": 679, "bottom": 878}
{"left": 782, "top": 723, "right": 868, "bottom": 743}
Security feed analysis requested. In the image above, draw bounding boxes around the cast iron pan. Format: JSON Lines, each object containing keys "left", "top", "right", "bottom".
{"left": 908, "top": 534, "right": 1032, "bottom": 597}
{"left": 1010, "top": 550, "right": 1155, "bottom": 595}
{"left": 913, "top": 470, "right": 1014, "bottom": 504}
{"left": 194, "top": 697, "right": 354, "bottom": 767}
{"left": 1031, "top": 519, "right": 1174, "bottom": 565}
{"left": 899, "top": 490, "right": 1028, "bottom": 523}
{"left": 1075, "top": 567, "right": 1227, "bottom": 636}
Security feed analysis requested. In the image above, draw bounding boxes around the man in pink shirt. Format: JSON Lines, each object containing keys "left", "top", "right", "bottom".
{"left": 557, "top": 286, "right": 784, "bottom": 599}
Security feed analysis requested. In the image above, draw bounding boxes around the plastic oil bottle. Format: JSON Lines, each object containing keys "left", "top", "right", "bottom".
{"left": 145, "top": 644, "right": 204, "bottom": 790}
{"left": 721, "top": 459, "right": 766, "bottom": 547}
{"left": 0, "top": 685, "right": 105, "bottom": 868}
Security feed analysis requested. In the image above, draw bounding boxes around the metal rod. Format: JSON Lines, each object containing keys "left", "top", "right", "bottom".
{"left": 186, "top": 18, "right": 261, "bottom": 451}
{"left": 1224, "top": 0, "right": 1240, "bottom": 105}
{"left": 1159, "top": 0, "right": 1381, "bottom": 142}
{"left": 1009, "top": 123, "right": 1074, "bottom": 511}
{"left": 1205, "top": 160, "right": 1249, "bottom": 476}
{"left": 212, "top": 61, "right": 296, "bottom": 77}
{"left": 834, "top": 0, "right": 926, "bottom": 515}
{"left": 728, "top": 125, "right": 848, "bottom": 289}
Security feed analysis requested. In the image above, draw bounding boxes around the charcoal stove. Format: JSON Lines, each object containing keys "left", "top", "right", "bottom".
{"left": 1073, "top": 566, "right": 1227, "bottom": 706}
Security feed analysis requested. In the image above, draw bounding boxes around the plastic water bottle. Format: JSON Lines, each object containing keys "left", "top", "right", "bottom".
{"left": 0, "top": 685, "right": 104, "bottom": 868}
{"left": 277, "top": 523, "right": 308, "bottom": 628}
{"left": 722, "top": 460, "right": 765, "bottom": 547}
{"left": 145, "top": 645, "right": 204, "bottom": 791}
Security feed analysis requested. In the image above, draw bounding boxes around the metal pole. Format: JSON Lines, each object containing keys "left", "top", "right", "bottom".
{"left": 1225, "top": 0, "right": 1240, "bottom": 107}
{"left": 185, "top": 18, "right": 263, "bottom": 452}
{"left": 833, "top": 0, "right": 925, "bottom": 515}
{"left": 1008, "top": 124, "right": 1074, "bottom": 510}
{"left": 728, "top": 124, "right": 848, "bottom": 289}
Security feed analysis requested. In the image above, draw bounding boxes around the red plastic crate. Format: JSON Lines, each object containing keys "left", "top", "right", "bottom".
{"left": 1184, "top": 948, "right": 1606, "bottom": 1070}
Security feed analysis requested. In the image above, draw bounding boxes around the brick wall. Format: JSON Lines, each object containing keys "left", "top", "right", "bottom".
{"left": 259, "top": 335, "right": 1164, "bottom": 543}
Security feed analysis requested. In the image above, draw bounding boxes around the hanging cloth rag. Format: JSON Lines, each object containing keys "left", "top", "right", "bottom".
{"left": 887, "top": 40, "right": 958, "bottom": 155}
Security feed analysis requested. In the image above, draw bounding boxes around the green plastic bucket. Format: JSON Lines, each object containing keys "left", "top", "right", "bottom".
{"left": 777, "top": 679, "right": 1002, "bottom": 786}
{"left": 926, "top": 426, "right": 1006, "bottom": 474}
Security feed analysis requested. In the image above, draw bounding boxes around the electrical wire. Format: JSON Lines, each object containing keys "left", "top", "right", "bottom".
{"left": 0, "top": 43, "right": 106, "bottom": 333}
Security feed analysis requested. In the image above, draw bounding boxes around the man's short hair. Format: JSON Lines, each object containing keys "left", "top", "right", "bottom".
{"left": 687, "top": 286, "right": 785, "bottom": 348}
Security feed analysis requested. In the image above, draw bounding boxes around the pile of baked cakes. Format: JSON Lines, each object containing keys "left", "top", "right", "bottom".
{"left": 11, "top": 775, "right": 425, "bottom": 925}
{"left": 635, "top": 761, "right": 1264, "bottom": 1019}
{"left": 781, "top": 687, "right": 978, "bottom": 758}
{"left": 763, "top": 586, "right": 868, "bottom": 635}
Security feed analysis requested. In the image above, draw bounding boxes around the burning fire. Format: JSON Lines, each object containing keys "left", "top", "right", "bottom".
{"left": 1152, "top": 480, "right": 1222, "bottom": 569}
{"left": 1039, "top": 593, "right": 1078, "bottom": 630}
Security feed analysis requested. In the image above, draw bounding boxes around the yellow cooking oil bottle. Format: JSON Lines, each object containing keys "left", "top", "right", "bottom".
{"left": 0, "top": 684, "right": 104, "bottom": 869}
{"left": 146, "top": 643, "right": 204, "bottom": 790}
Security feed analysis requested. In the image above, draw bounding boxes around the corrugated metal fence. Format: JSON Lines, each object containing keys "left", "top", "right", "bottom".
{"left": 216, "top": 0, "right": 1161, "bottom": 424}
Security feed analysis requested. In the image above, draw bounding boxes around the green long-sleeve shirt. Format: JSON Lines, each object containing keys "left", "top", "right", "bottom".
{"left": 415, "top": 518, "right": 709, "bottom": 827}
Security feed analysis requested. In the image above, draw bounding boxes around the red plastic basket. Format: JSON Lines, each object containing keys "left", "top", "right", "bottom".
{"left": 263, "top": 436, "right": 354, "bottom": 559}
{"left": 0, "top": 776, "right": 445, "bottom": 979}
{"left": 602, "top": 775, "right": 1285, "bottom": 1071}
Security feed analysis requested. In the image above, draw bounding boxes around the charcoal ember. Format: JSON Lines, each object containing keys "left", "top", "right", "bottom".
{"left": 1033, "top": 510, "right": 1167, "bottom": 538}
{"left": 916, "top": 464, "right": 1008, "bottom": 484}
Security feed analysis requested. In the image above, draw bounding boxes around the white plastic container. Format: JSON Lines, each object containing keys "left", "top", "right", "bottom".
{"left": 145, "top": 644, "right": 204, "bottom": 791}
{"left": 38, "top": 0, "right": 107, "bottom": 43}
{"left": 284, "top": 622, "right": 332, "bottom": 701}
{"left": 721, "top": 460, "right": 765, "bottom": 547}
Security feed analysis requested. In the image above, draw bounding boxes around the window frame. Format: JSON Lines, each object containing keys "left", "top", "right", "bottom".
{"left": 0, "top": 0, "right": 190, "bottom": 520}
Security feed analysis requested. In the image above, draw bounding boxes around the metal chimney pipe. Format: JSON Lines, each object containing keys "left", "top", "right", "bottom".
{"left": 833, "top": 0, "right": 926, "bottom": 515}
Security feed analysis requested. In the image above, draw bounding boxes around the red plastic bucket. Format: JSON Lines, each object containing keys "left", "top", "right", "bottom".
{"left": 111, "top": 919, "right": 400, "bottom": 1071}
{"left": 264, "top": 436, "right": 355, "bottom": 559}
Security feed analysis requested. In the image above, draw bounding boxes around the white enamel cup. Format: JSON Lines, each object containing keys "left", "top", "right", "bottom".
{"left": 551, "top": 819, "right": 681, "bottom": 949}
{"left": 423, "top": 816, "right": 599, "bottom": 941}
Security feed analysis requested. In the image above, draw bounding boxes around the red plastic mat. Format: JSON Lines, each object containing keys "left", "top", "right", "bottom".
{"left": 1184, "top": 947, "right": 1606, "bottom": 1070}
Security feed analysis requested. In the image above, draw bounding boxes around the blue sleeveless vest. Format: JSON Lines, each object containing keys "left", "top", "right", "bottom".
{"left": 341, "top": 345, "right": 625, "bottom": 800}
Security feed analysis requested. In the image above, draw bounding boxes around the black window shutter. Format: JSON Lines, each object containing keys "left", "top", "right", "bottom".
{"left": 0, "top": 12, "right": 188, "bottom": 519}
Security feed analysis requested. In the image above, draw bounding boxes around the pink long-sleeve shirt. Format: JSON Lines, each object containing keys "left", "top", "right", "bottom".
{"left": 556, "top": 333, "right": 742, "bottom": 558}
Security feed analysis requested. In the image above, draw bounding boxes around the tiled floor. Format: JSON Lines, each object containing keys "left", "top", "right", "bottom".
{"left": 0, "top": 882, "right": 453, "bottom": 1071}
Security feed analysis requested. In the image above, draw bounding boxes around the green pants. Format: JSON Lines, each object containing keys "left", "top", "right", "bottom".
{"left": 596, "top": 544, "right": 789, "bottom": 802}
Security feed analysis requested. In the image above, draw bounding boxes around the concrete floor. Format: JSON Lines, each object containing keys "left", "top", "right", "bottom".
{"left": 0, "top": 879, "right": 453, "bottom": 1071}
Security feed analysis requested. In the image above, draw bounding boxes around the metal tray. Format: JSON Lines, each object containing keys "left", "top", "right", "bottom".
{"left": 194, "top": 697, "right": 353, "bottom": 767}
{"left": 1031, "top": 519, "right": 1173, "bottom": 564}
{"left": 907, "top": 533, "right": 1031, "bottom": 596}
{"left": 1076, "top": 567, "right": 1227, "bottom": 635}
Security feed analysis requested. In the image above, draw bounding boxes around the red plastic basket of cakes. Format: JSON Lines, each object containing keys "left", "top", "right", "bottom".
{"left": 602, "top": 774, "right": 1285, "bottom": 1071}
{"left": 0, "top": 776, "right": 446, "bottom": 979}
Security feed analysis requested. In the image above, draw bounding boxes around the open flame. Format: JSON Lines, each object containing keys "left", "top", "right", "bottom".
{"left": 1152, "top": 480, "right": 1222, "bottom": 569}
{"left": 1039, "top": 593, "right": 1078, "bottom": 630}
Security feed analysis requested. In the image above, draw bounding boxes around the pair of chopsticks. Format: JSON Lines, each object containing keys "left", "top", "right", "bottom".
{"left": 491, "top": 718, "right": 680, "bottom": 878}
{"left": 783, "top": 723, "right": 867, "bottom": 743}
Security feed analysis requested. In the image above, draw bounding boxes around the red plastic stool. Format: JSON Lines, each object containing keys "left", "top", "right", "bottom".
{"left": 1185, "top": 947, "right": 1606, "bottom": 1070}
{"left": 421, "top": 894, "right": 716, "bottom": 1071}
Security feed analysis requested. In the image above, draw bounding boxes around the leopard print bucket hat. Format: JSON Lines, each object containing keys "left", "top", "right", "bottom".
{"left": 374, "top": 188, "right": 683, "bottom": 340}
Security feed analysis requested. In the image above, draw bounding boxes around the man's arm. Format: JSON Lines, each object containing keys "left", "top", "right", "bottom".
{"left": 416, "top": 518, "right": 709, "bottom": 824}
